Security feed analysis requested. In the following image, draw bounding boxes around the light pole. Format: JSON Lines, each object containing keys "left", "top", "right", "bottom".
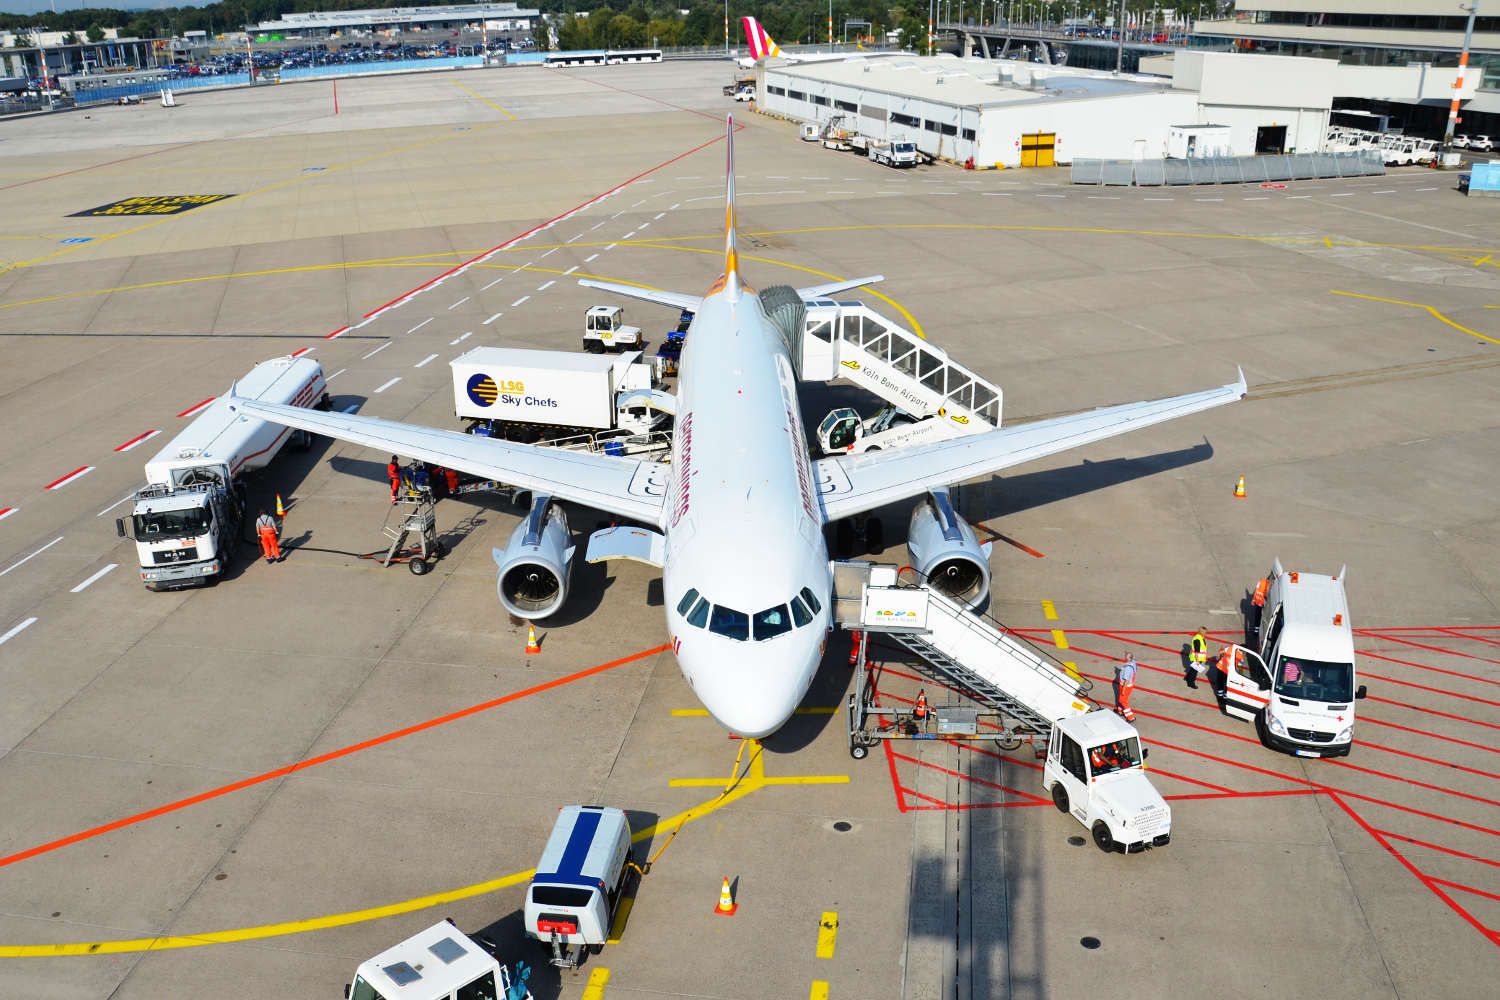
{"left": 724, "top": 0, "right": 729, "bottom": 55}
{"left": 1444, "top": 2, "right": 1480, "bottom": 148}
{"left": 1114, "top": 0, "right": 1126, "bottom": 73}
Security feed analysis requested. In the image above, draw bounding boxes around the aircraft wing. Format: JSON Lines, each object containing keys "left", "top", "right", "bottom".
{"left": 577, "top": 278, "right": 699, "bottom": 313}
{"left": 228, "top": 397, "right": 668, "bottom": 526}
{"left": 797, "top": 275, "right": 884, "bottom": 299}
{"left": 816, "top": 369, "right": 1247, "bottom": 522}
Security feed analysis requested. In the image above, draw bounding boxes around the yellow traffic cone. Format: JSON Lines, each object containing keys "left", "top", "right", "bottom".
{"left": 713, "top": 876, "right": 738, "bottom": 916}
{"left": 1233, "top": 476, "right": 1246, "bottom": 499}
{"left": 275, "top": 493, "right": 286, "bottom": 518}
{"left": 525, "top": 624, "right": 542, "bottom": 655}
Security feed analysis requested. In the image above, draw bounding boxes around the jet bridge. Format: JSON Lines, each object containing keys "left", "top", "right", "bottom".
{"left": 833, "top": 562, "right": 1093, "bottom": 758}
{"left": 801, "top": 299, "right": 1003, "bottom": 433}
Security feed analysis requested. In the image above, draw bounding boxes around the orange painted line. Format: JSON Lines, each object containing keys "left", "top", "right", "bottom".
{"left": 0, "top": 644, "right": 667, "bottom": 872}
{"left": 975, "top": 522, "right": 1045, "bottom": 558}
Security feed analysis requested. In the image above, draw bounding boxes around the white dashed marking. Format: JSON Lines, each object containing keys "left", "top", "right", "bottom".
{"left": 362, "top": 342, "right": 391, "bottom": 360}
{"left": 70, "top": 564, "right": 118, "bottom": 593}
{"left": 374, "top": 378, "right": 401, "bottom": 393}
{"left": 451, "top": 332, "right": 473, "bottom": 344}
{"left": 0, "top": 537, "right": 63, "bottom": 578}
{"left": 406, "top": 318, "right": 433, "bottom": 334}
{"left": 414, "top": 353, "right": 439, "bottom": 368}
{"left": 448, "top": 296, "right": 470, "bottom": 310}
{"left": 0, "top": 618, "right": 38, "bottom": 646}
{"left": 512, "top": 296, "right": 530, "bottom": 307}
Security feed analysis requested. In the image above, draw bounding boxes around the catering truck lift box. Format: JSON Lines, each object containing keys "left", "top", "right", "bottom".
{"left": 117, "top": 355, "right": 329, "bottom": 590}
{"left": 1043, "top": 711, "right": 1171, "bottom": 853}
{"left": 452, "top": 347, "right": 669, "bottom": 438}
{"left": 1219, "top": 559, "right": 1366, "bottom": 758}
{"left": 523, "top": 805, "right": 633, "bottom": 969}
{"left": 347, "top": 921, "right": 533, "bottom": 1000}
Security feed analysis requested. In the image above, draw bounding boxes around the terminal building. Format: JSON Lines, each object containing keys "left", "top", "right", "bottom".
{"left": 248, "top": 4, "right": 539, "bottom": 40}
{"left": 758, "top": 49, "right": 1478, "bottom": 168}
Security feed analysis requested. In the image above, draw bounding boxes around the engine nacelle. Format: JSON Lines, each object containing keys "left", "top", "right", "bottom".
{"left": 907, "top": 488, "right": 992, "bottom": 607}
{"left": 493, "top": 495, "right": 575, "bottom": 620}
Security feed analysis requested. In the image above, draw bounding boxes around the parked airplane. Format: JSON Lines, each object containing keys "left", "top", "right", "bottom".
{"left": 230, "top": 116, "right": 1246, "bottom": 738}
{"left": 738, "top": 16, "right": 853, "bottom": 68}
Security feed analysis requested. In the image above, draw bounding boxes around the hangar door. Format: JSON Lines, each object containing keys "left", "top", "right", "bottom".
{"left": 1021, "top": 133, "right": 1056, "bottom": 167}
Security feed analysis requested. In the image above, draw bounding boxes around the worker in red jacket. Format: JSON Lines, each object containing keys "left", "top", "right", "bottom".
{"left": 387, "top": 456, "right": 401, "bottom": 502}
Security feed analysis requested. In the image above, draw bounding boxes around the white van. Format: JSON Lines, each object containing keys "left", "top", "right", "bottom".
{"left": 1222, "top": 559, "right": 1366, "bottom": 758}
{"left": 523, "top": 805, "right": 633, "bottom": 968}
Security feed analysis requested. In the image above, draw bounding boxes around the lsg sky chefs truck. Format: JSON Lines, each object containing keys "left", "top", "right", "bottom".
{"left": 117, "top": 356, "right": 330, "bottom": 590}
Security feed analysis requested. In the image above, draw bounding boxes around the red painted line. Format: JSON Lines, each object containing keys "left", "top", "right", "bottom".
{"left": 344, "top": 129, "right": 728, "bottom": 331}
{"left": 1362, "top": 650, "right": 1500, "bottom": 689}
{"left": 43, "top": 466, "right": 93, "bottom": 490}
{"left": 1326, "top": 793, "right": 1498, "bottom": 947}
{"left": 1365, "top": 693, "right": 1500, "bottom": 731}
{"left": 290, "top": 347, "right": 312, "bottom": 358}
{"left": 1355, "top": 713, "right": 1500, "bottom": 757}
{"left": 972, "top": 521, "right": 1045, "bottom": 558}
{"left": 0, "top": 644, "right": 667, "bottom": 872}
{"left": 881, "top": 738, "right": 908, "bottom": 813}
{"left": 1433, "top": 627, "right": 1500, "bottom": 648}
{"left": 1369, "top": 631, "right": 1500, "bottom": 668}
{"left": 890, "top": 748, "right": 1050, "bottom": 802}
{"left": 1428, "top": 877, "right": 1500, "bottom": 905}
{"left": 1379, "top": 831, "right": 1500, "bottom": 869}
{"left": 176, "top": 397, "right": 215, "bottom": 419}
{"left": 0, "top": 507, "right": 15, "bottom": 522}
{"left": 0, "top": 141, "right": 197, "bottom": 193}
{"left": 323, "top": 325, "right": 350, "bottom": 341}
{"left": 113, "top": 429, "right": 160, "bottom": 453}
{"left": 1164, "top": 788, "right": 1319, "bottom": 803}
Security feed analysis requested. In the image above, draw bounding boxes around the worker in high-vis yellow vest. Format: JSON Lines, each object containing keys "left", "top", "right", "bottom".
{"left": 1188, "top": 626, "right": 1209, "bottom": 688}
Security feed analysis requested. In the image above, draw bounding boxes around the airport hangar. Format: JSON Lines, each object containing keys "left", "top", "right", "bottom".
{"left": 756, "top": 49, "right": 1479, "bottom": 168}
{"left": 248, "top": 3, "right": 539, "bottom": 41}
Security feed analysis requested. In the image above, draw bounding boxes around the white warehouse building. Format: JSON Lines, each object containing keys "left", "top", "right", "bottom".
{"left": 759, "top": 50, "right": 1473, "bottom": 168}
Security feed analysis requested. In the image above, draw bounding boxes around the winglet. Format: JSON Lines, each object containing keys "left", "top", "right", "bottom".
{"left": 719, "top": 114, "right": 741, "bottom": 302}
{"left": 1234, "top": 365, "right": 1248, "bottom": 398}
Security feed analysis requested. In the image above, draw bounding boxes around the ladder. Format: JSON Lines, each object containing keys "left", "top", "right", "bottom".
{"left": 801, "top": 300, "right": 1003, "bottom": 430}
{"left": 836, "top": 563, "right": 1092, "bottom": 757}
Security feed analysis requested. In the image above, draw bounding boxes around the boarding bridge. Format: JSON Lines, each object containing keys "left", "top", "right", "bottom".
{"left": 801, "top": 300, "right": 1003, "bottom": 432}
{"left": 834, "top": 562, "right": 1093, "bottom": 758}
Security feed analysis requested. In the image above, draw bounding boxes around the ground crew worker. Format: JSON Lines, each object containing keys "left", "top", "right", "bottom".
{"left": 387, "top": 456, "right": 401, "bottom": 502}
{"left": 445, "top": 466, "right": 460, "bottom": 495}
{"left": 1250, "top": 577, "right": 1270, "bottom": 637}
{"left": 254, "top": 508, "right": 281, "bottom": 564}
{"left": 1115, "top": 654, "right": 1137, "bottom": 722}
{"left": 1187, "top": 626, "right": 1209, "bottom": 688}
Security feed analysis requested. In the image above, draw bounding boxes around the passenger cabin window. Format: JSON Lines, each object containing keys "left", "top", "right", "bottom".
{"left": 686, "top": 597, "right": 711, "bottom": 629}
{"left": 710, "top": 605, "right": 750, "bottom": 641}
{"left": 753, "top": 604, "right": 792, "bottom": 641}
{"left": 790, "top": 596, "right": 813, "bottom": 627}
{"left": 800, "top": 587, "right": 823, "bottom": 615}
{"left": 457, "top": 970, "right": 499, "bottom": 1000}
{"left": 676, "top": 588, "right": 700, "bottom": 616}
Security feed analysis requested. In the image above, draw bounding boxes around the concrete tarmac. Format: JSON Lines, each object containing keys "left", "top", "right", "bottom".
{"left": 0, "top": 61, "right": 1497, "bottom": 999}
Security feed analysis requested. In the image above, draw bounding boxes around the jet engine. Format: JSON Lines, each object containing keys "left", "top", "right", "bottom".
{"left": 906, "top": 488, "right": 992, "bottom": 607}
{"left": 493, "top": 495, "right": 575, "bottom": 620}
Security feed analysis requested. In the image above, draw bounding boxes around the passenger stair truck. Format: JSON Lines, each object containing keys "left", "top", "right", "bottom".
{"left": 1219, "top": 559, "right": 1367, "bottom": 758}
{"left": 839, "top": 563, "right": 1172, "bottom": 854}
{"left": 523, "top": 805, "right": 634, "bottom": 969}
{"left": 802, "top": 299, "right": 1002, "bottom": 455}
{"left": 346, "top": 921, "right": 533, "bottom": 1000}
{"left": 118, "top": 356, "right": 330, "bottom": 590}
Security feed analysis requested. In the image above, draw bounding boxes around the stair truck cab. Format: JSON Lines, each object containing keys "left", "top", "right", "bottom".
{"left": 346, "top": 920, "right": 533, "bottom": 1000}
{"left": 118, "top": 356, "right": 329, "bottom": 590}
{"left": 1220, "top": 560, "right": 1366, "bottom": 758}
{"left": 523, "top": 805, "right": 633, "bottom": 969}
{"left": 1043, "top": 711, "right": 1171, "bottom": 853}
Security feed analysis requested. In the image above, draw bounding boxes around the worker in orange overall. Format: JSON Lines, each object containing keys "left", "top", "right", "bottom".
{"left": 1250, "top": 576, "right": 1270, "bottom": 640}
{"left": 1115, "top": 654, "right": 1137, "bottom": 722}
{"left": 255, "top": 508, "right": 282, "bottom": 564}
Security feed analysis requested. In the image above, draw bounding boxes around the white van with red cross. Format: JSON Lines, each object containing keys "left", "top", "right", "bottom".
{"left": 1220, "top": 559, "right": 1367, "bottom": 758}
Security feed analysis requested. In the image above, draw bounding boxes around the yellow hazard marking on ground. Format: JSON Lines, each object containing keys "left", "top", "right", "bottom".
{"left": 1330, "top": 289, "right": 1500, "bottom": 346}
{"left": 1063, "top": 661, "right": 1082, "bottom": 683}
{"left": 668, "top": 739, "right": 848, "bottom": 790}
{"left": 582, "top": 967, "right": 611, "bottom": 1000}
{"left": 1051, "top": 629, "right": 1069, "bottom": 650}
{"left": 0, "top": 123, "right": 500, "bottom": 276}
{"left": 810, "top": 981, "right": 830, "bottom": 1000}
{"left": 0, "top": 745, "right": 800, "bottom": 957}
{"left": 671, "top": 708, "right": 711, "bottom": 716}
{"left": 673, "top": 706, "right": 834, "bottom": 717}
{"left": 606, "top": 895, "right": 634, "bottom": 945}
{"left": 816, "top": 911, "right": 839, "bottom": 959}
{"left": 1041, "top": 600, "right": 1058, "bottom": 621}
{"left": 450, "top": 80, "right": 518, "bottom": 120}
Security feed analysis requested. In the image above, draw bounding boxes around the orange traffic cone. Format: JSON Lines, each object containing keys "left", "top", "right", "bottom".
{"left": 525, "top": 624, "right": 542, "bottom": 655}
{"left": 1233, "top": 476, "right": 1246, "bottom": 499}
{"left": 848, "top": 631, "right": 863, "bottom": 666}
{"left": 714, "top": 877, "right": 738, "bottom": 916}
{"left": 913, "top": 689, "right": 929, "bottom": 721}
{"left": 275, "top": 493, "right": 286, "bottom": 518}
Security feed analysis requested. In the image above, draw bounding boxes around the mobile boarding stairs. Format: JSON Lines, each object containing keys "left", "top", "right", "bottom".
{"left": 834, "top": 562, "right": 1094, "bottom": 759}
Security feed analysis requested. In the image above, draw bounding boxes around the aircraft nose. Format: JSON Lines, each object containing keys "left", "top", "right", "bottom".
{"left": 682, "top": 637, "right": 819, "bottom": 738}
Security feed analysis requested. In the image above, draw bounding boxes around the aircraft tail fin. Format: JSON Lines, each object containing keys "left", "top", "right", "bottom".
{"left": 742, "top": 16, "right": 782, "bottom": 61}
{"left": 717, "top": 115, "right": 742, "bottom": 301}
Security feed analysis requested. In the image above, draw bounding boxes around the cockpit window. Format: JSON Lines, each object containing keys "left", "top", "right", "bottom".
{"left": 799, "top": 587, "right": 823, "bottom": 615}
{"left": 710, "top": 605, "right": 750, "bottom": 641}
{"left": 676, "top": 588, "right": 700, "bottom": 616}
{"left": 753, "top": 604, "right": 792, "bottom": 641}
{"left": 686, "top": 597, "right": 710, "bottom": 628}
{"left": 790, "top": 596, "right": 812, "bottom": 627}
